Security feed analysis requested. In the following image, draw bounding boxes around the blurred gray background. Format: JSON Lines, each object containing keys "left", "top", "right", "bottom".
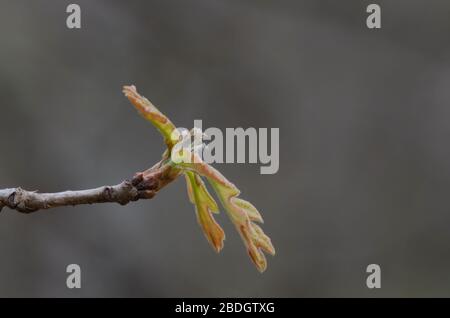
{"left": 0, "top": 0, "right": 449, "bottom": 297}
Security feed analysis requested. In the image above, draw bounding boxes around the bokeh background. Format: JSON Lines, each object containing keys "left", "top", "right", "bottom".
{"left": 1, "top": 0, "right": 450, "bottom": 297}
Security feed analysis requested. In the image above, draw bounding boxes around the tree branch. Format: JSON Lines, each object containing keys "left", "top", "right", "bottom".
{"left": 0, "top": 159, "right": 181, "bottom": 214}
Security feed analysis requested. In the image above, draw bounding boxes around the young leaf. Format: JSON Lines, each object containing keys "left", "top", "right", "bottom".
{"left": 124, "top": 85, "right": 276, "bottom": 272}
{"left": 177, "top": 152, "right": 275, "bottom": 273}
{"left": 123, "top": 85, "right": 177, "bottom": 149}
{"left": 185, "top": 172, "right": 225, "bottom": 252}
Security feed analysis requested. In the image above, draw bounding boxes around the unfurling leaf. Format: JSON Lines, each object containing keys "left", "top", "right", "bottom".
{"left": 124, "top": 85, "right": 275, "bottom": 272}
{"left": 177, "top": 152, "right": 275, "bottom": 273}
{"left": 123, "top": 85, "right": 177, "bottom": 150}
{"left": 185, "top": 172, "right": 225, "bottom": 252}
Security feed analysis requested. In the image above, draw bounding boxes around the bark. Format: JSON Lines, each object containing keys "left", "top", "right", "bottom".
{"left": 0, "top": 159, "right": 181, "bottom": 214}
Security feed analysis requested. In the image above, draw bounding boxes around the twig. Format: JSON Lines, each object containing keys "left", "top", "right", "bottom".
{"left": 0, "top": 159, "right": 181, "bottom": 214}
